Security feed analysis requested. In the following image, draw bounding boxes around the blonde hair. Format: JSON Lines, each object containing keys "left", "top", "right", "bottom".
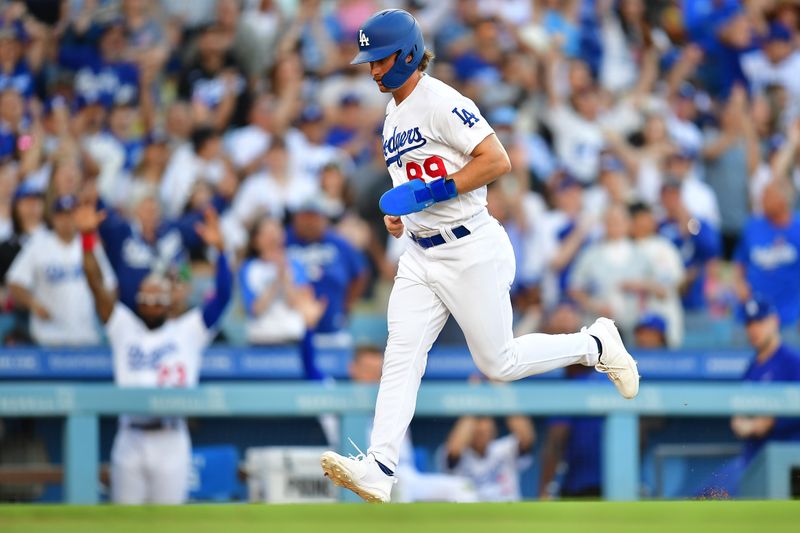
{"left": 418, "top": 48, "right": 435, "bottom": 72}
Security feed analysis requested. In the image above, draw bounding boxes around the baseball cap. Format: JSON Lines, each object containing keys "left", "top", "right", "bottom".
{"left": 668, "top": 146, "right": 698, "bottom": 161}
{"left": 0, "top": 19, "right": 27, "bottom": 41}
{"left": 742, "top": 296, "right": 777, "bottom": 323}
{"left": 293, "top": 195, "right": 328, "bottom": 215}
{"left": 340, "top": 93, "right": 361, "bottom": 107}
{"left": 144, "top": 129, "right": 169, "bottom": 146}
{"left": 765, "top": 22, "right": 792, "bottom": 43}
{"left": 635, "top": 313, "right": 667, "bottom": 334}
{"left": 13, "top": 181, "right": 44, "bottom": 202}
{"left": 599, "top": 154, "right": 625, "bottom": 174}
{"left": 52, "top": 195, "right": 78, "bottom": 213}
{"left": 299, "top": 104, "right": 324, "bottom": 124}
{"left": 489, "top": 106, "right": 517, "bottom": 128}
{"left": 556, "top": 172, "right": 583, "bottom": 192}
{"left": 676, "top": 82, "right": 697, "bottom": 101}
{"left": 710, "top": 2, "right": 744, "bottom": 34}
{"left": 661, "top": 178, "right": 682, "bottom": 192}
{"left": 767, "top": 133, "right": 786, "bottom": 155}
{"left": 628, "top": 201, "right": 652, "bottom": 216}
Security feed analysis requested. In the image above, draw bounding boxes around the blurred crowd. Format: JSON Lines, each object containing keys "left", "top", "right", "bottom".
{"left": 0, "top": 0, "right": 800, "bottom": 354}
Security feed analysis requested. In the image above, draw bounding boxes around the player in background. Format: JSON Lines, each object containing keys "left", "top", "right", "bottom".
{"left": 75, "top": 202, "right": 232, "bottom": 504}
{"left": 320, "top": 345, "right": 479, "bottom": 503}
{"left": 442, "top": 411, "right": 535, "bottom": 502}
{"left": 320, "top": 9, "right": 639, "bottom": 503}
{"left": 698, "top": 297, "right": 800, "bottom": 497}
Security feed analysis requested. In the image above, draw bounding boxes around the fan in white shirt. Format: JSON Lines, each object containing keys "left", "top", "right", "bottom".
{"left": 740, "top": 22, "right": 800, "bottom": 121}
{"left": 662, "top": 147, "right": 720, "bottom": 227}
{"left": 7, "top": 195, "right": 116, "bottom": 346}
{"left": 160, "top": 127, "right": 228, "bottom": 219}
{"left": 224, "top": 94, "right": 275, "bottom": 174}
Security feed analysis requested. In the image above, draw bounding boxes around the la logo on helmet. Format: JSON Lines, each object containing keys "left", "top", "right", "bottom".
{"left": 359, "top": 29, "right": 370, "bottom": 47}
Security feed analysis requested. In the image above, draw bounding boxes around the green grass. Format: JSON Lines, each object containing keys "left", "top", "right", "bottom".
{"left": 0, "top": 501, "right": 798, "bottom": 533}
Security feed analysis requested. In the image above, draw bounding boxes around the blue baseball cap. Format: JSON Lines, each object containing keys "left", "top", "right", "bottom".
{"left": 340, "top": 93, "right": 361, "bottom": 107}
{"left": 635, "top": 313, "right": 667, "bottom": 334}
{"left": 489, "top": 106, "right": 517, "bottom": 127}
{"left": 144, "top": 129, "right": 168, "bottom": 146}
{"left": 676, "top": 82, "right": 697, "bottom": 100}
{"left": 600, "top": 154, "right": 625, "bottom": 174}
{"left": 767, "top": 133, "right": 785, "bottom": 155}
{"left": 299, "top": 104, "right": 324, "bottom": 123}
{"left": 766, "top": 22, "right": 792, "bottom": 43}
{"left": 556, "top": 172, "right": 583, "bottom": 192}
{"left": 0, "top": 19, "right": 27, "bottom": 41}
{"left": 710, "top": 2, "right": 744, "bottom": 34}
{"left": 742, "top": 297, "right": 777, "bottom": 323}
{"left": 13, "top": 182, "right": 44, "bottom": 202}
{"left": 52, "top": 195, "right": 78, "bottom": 213}
{"left": 669, "top": 145, "right": 698, "bottom": 161}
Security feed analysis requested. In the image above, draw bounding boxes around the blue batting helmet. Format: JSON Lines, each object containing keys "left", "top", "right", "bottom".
{"left": 350, "top": 9, "right": 425, "bottom": 90}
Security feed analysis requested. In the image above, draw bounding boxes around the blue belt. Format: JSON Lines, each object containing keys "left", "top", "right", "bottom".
{"left": 410, "top": 225, "right": 471, "bottom": 249}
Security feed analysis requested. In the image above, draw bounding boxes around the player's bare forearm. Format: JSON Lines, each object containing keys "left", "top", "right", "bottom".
{"left": 445, "top": 416, "right": 477, "bottom": 462}
{"left": 538, "top": 424, "right": 570, "bottom": 498}
{"left": 8, "top": 284, "right": 45, "bottom": 317}
{"left": 506, "top": 415, "right": 536, "bottom": 453}
{"left": 450, "top": 134, "right": 511, "bottom": 194}
{"left": 82, "top": 250, "right": 115, "bottom": 323}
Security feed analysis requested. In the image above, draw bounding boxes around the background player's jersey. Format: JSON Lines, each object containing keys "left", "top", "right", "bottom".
{"left": 382, "top": 74, "right": 495, "bottom": 234}
{"left": 107, "top": 303, "right": 213, "bottom": 388}
{"left": 442, "top": 434, "right": 532, "bottom": 502}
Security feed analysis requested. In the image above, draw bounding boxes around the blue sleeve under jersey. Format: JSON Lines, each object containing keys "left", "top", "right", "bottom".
{"left": 202, "top": 253, "right": 233, "bottom": 329}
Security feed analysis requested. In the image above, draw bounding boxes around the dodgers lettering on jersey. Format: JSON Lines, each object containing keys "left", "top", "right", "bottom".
{"left": 735, "top": 216, "right": 800, "bottom": 325}
{"left": 382, "top": 74, "right": 495, "bottom": 234}
{"left": 107, "top": 303, "right": 212, "bottom": 388}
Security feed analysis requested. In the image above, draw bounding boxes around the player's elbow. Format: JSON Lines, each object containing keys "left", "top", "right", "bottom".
{"left": 492, "top": 150, "right": 512, "bottom": 178}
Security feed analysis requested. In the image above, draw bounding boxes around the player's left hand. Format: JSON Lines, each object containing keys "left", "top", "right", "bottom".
{"left": 194, "top": 207, "right": 225, "bottom": 251}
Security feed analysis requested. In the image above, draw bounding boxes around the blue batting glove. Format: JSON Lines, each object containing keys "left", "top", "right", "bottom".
{"left": 379, "top": 178, "right": 458, "bottom": 216}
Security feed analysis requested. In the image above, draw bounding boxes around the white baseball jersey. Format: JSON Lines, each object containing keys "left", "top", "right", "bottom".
{"left": 443, "top": 435, "right": 532, "bottom": 502}
{"left": 382, "top": 74, "right": 495, "bottom": 234}
{"left": 106, "top": 303, "right": 212, "bottom": 388}
{"left": 7, "top": 229, "right": 116, "bottom": 346}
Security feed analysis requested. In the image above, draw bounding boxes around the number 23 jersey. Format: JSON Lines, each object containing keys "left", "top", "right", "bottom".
{"left": 107, "top": 303, "right": 213, "bottom": 388}
{"left": 382, "top": 74, "right": 496, "bottom": 234}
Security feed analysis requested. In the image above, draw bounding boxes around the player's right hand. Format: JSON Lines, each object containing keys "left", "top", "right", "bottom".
{"left": 73, "top": 204, "right": 106, "bottom": 234}
{"left": 384, "top": 215, "right": 404, "bottom": 238}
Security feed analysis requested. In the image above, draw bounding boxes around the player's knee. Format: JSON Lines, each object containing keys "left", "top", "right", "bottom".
{"left": 473, "top": 358, "right": 515, "bottom": 382}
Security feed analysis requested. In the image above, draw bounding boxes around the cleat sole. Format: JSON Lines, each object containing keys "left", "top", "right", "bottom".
{"left": 320, "top": 453, "right": 386, "bottom": 503}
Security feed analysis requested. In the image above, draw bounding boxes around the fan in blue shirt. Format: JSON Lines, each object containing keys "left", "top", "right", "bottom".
{"left": 0, "top": 20, "right": 35, "bottom": 99}
{"left": 539, "top": 366, "right": 604, "bottom": 499}
{"left": 697, "top": 297, "right": 800, "bottom": 497}
{"left": 58, "top": 20, "right": 139, "bottom": 109}
{"left": 734, "top": 180, "right": 800, "bottom": 327}
{"left": 285, "top": 200, "right": 367, "bottom": 335}
{"left": 658, "top": 181, "right": 721, "bottom": 310}
{"left": 98, "top": 190, "right": 199, "bottom": 311}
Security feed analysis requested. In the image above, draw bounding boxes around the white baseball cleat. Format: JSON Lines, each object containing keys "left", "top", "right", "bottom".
{"left": 320, "top": 444, "right": 394, "bottom": 503}
{"left": 587, "top": 317, "right": 640, "bottom": 399}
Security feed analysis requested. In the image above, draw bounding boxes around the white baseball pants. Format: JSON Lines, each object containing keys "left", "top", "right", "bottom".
{"left": 369, "top": 213, "right": 599, "bottom": 470}
{"left": 111, "top": 421, "right": 191, "bottom": 504}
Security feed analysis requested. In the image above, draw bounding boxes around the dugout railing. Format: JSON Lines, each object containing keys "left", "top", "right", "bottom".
{"left": 1, "top": 382, "right": 799, "bottom": 503}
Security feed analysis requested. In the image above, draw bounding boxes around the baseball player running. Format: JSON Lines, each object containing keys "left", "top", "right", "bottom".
{"left": 320, "top": 9, "right": 639, "bottom": 503}
{"left": 76, "top": 203, "right": 232, "bottom": 504}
